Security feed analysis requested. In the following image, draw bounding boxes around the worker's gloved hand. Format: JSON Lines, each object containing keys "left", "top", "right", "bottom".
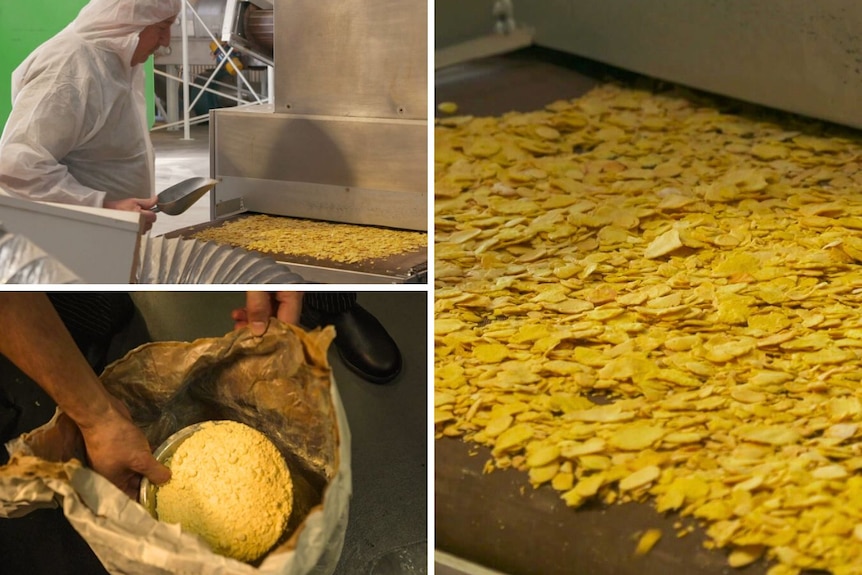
{"left": 77, "top": 395, "right": 171, "bottom": 499}
{"left": 232, "top": 291, "right": 304, "bottom": 336}
{"left": 103, "top": 197, "right": 158, "bottom": 232}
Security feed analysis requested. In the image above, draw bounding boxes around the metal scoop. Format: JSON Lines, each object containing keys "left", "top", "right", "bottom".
{"left": 139, "top": 422, "right": 206, "bottom": 513}
{"left": 150, "top": 177, "right": 220, "bottom": 215}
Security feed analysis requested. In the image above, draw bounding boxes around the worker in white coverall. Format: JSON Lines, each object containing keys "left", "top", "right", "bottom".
{"left": 0, "top": 0, "right": 181, "bottom": 232}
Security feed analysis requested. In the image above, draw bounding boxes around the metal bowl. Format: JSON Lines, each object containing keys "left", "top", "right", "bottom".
{"left": 139, "top": 421, "right": 213, "bottom": 517}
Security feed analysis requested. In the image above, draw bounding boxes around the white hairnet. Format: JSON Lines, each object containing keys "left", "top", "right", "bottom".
{"left": 72, "top": 0, "right": 182, "bottom": 67}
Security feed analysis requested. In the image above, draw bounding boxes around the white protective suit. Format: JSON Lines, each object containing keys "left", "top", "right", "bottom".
{"left": 0, "top": 0, "right": 181, "bottom": 207}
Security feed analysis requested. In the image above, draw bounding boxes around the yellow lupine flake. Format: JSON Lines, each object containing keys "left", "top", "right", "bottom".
{"left": 534, "top": 126, "right": 561, "bottom": 140}
{"left": 748, "top": 312, "right": 791, "bottom": 333}
{"left": 573, "top": 346, "right": 608, "bottom": 368}
{"left": 811, "top": 465, "right": 848, "bottom": 480}
{"left": 526, "top": 444, "right": 561, "bottom": 468}
{"left": 703, "top": 337, "right": 756, "bottom": 363}
{"left": 715, "top": 293, "right": 755, "bottom": 325}
{"left": 608, "top": 425, "right": 665, "bottom": 451}
{"left": 779, "top": 332, "right": 832, "bottom": 351}
{"left": 552, "top": 471, "right": 575, "bottom": 492}
{"left": 483, "top": 415, "right": 514, "bottom": 438}
{"left": 634, "top": 529, "right": 663, "bottom": 556}
{"left": 434, "top": 408, "right": 454, "bottom": 425}
{"left": 464, "top": 137, "right": 501, "bottom": 158}
{"left": 578, "top": 454, "right": 611, "bottom": 471}
{"left": 510, "top": 324, "right": 552, "bottom": 343}
{"left": 573, "top": 472, "right": 607, "bottom": 498}
{"left": 644, "top": 228, "right": 684, "bottom": 259}
{"left": 618, "top": 465, "right": 661, "bottom": 491}
{"left": 529, "top": 462, "right": 560, "bottom": 486}
{"left": 729, "top": 386, "right": 766, "bottom": 404}
{"left": 827, "top": 397, "right": 862, "bottom": 422}
{"left": 561, "top": 488, "right": 587, "bottom": 509}
{"left": 735, "top": 424, "right": 800, "bottom": 446}
{"left": 435, "top": 318, "right": 465, "bottom": 335}
{"left": 560, "top": 437, "right": 606, "bottom": 458}
{"left": 662, "top": 431, "right": 704, "bottom": 444}
{"left": 693, "top": 499, "right": 734, "bottom": 521}
{"left": 598, "top": 355, "right": 655, "bottom": 380}
{"left": 727, "top": 545, "right": 765, "bottom": 567}
{"left": 566, "top": 404, "right": 637, "bottom": 423}
{"left": 472, "top": 343, "right": 509, "bottom": 363}
{"left": 492, "top": 423, "right": 534, "bottom": 457}
{"left": 663, "top": 334, "right": 701, "bottom": 351}
{"left": 436, "top": 101, "right": 459, "bottom": 115}
{"left": 750, "top": 143, "right": 788, "bottom": 160}
{"left": 654, "top": 368, "right": 701, "bottom": 387}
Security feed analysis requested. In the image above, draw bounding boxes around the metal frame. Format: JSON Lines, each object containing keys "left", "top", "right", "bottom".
{"left": 152, "top": 0, "right": 273, "bottom": 138}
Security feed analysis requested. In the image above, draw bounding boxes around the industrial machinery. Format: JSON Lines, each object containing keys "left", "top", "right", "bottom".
{"left": 437, "top": 0, "right": 862, "bottom": 129}
{"left": 168, "top": 0, "right": 428, "bottom": 284}
{"left": 154, "top": 0, "right": 271, "bottom": 130}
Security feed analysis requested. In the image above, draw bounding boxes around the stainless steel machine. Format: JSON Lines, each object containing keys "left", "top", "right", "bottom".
{"left": 438, "top": 0, "right": 862, "bottom": 130}
{"left": 173, "top": 0, "right": 428, "bottom": 284}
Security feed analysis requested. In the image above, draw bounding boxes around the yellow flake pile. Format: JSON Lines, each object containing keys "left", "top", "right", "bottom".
{"left": 155, "top": 421, "right": 293, "bottom": 563}
{"left": 434, "top": 83, "right": 862, "bottom": 575}
{"left": 192, "top": 214, "right": 427, "bottom": 264}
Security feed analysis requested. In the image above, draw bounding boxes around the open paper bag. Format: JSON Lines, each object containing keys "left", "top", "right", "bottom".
{"left": 0, "top": 320, "right": 351, "bottom": 575}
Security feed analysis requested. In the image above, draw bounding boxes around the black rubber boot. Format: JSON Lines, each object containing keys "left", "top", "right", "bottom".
{"left": 301, "top": 303, "right": 402, "bottom": 384}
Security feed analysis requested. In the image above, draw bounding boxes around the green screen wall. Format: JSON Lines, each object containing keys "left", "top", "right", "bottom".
{"left": 0, "top": 1, "right": 155, "bottom": 130}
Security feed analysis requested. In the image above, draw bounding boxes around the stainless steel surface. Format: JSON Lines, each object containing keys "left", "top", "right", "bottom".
{"left": 277, "top": 261, "right": 426, "bottom": 285}
{"left": 435, "top": 551, "right": 511, "bottom": 575}
{"left": 0, "top": 193, "right": 142, "bottom": 284}
{"left": 515, "top": 0, "right": 862, "bottom": 129}
{"left": 211, "top": 107, "right": 427, "bottom": 231}
{"left": 434, "top": 0, "right": 534, "bottom": 69}
{"left": 435, "top": 0, "right": 499, "bottom": 49}
{"left": 0, "top": 225, "right": 81, "bottom": 284}
{"left": 153, "top": 119, "right": 427, "bottom": 284}
{"left": 273, "top": 0, "right": 426, "bottom": 120}
{"left": 152, "top": 177, "right": 219, "bottom": 216}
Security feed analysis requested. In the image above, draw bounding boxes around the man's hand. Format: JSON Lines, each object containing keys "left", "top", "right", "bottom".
{"left": 232, "top": 292, "right": 304, "bottom": 335}
{"left": 0, "top": 293, "right": 169, "bottom": 499}
{"left": 103, "top": 197, "right": 157, "bottom": 232}
{"left": 77, "top": 396, "right": 171, "bottom": 499}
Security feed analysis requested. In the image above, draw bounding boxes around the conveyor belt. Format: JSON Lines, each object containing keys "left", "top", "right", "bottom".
{"left": 436, "top": 439, "right": 750, "bottom": 575}
{"left": 167, "top": 213, "right": 427, "bottom": 284}
{"left": 434, "top": 47, "right": 780, "bottom": 575}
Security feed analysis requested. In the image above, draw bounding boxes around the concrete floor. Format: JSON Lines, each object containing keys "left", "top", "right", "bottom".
{"left": 150, "top": 123, "right": 212, "bottom": 238}
{"left": 0, "top": 291, "right": 427, "bottom": 574}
